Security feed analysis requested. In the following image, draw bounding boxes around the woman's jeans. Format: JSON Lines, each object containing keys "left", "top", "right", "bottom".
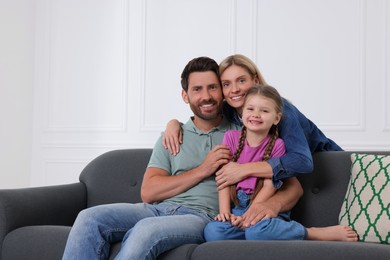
{"left": 62, "top": 202, "right": 211, "bottom": 260}
{"left": 204, "top": 190, "right": 306, "bottom": 241}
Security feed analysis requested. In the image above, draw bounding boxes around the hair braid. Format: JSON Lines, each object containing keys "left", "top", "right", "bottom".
{"left": 262, "top": 125, "right": 279, "bottom": 161}
{"left": 232, "top": 126, "right": 247, "bottom": 162}
{"left": 250, "top": 125, "right": 279, "bottom": 203}
{"left": 230, "top": 126, "right": 247, "bottom": 206}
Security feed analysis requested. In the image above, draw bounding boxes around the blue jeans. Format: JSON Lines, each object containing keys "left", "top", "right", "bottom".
{"left": 62, "top": 202, "right": 212, "bottom": 260}
{"left": 204, "top": 190, "right": 306, "bottom": 241}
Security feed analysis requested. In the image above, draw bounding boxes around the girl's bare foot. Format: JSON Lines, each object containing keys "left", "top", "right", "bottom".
{"left": 306, "top": 225, "right": 358, "bottom": 242}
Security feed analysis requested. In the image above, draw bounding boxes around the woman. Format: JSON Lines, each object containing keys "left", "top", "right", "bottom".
{"left": 163, "top": 54, "right": 342, "bottom": 190}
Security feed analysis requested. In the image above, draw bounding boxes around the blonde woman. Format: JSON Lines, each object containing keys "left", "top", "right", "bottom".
{"left": 163, "top": 54, "right": 344, "bottom": 228}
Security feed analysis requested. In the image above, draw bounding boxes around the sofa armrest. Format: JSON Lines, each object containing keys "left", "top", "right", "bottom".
{"left": 0, "top": 183, "right": 86, "bottom": 242}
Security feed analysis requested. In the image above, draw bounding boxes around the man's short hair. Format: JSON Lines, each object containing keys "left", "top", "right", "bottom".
{"left": 180, "top": 57, "right": 220, "bottom": 92}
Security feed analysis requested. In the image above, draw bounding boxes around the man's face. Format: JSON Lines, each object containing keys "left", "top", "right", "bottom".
{"left": 182, "top": 71, "right": 223, "bottom": 121}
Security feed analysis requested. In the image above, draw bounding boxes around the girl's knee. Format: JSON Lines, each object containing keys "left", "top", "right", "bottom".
{"left": 245, "top": 219, "right": 273, "bottom": 240}
{"left": 245, "top": 218, "right": 305, "bottom": 240}
{"left": 204, "top": 221, "right": 226, "bottom": 242}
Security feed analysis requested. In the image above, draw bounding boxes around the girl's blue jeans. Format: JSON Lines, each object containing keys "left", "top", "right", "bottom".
{"left": 204, "top": 190, "right": 306, "bottom": 241}
{"left": 62, "top": 202, "right": 211, "bottom": 260}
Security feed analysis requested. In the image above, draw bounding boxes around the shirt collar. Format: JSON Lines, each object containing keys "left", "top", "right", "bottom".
{"left": 183, "top": 116, "right": 231, "bottom": 135}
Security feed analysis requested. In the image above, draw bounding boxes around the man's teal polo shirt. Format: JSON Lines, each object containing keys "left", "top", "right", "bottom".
{"left": 147, "top": 117, "right": 240, "bottom": 218}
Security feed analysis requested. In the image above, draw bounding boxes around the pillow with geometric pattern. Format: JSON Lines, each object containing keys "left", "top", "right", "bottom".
{"left": 339, "top": 153, "right": 390, "bottom": 244}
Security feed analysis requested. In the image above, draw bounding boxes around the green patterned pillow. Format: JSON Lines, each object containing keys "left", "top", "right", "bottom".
{"left": 339, "top": 153, "right": 390, "bottom": 243}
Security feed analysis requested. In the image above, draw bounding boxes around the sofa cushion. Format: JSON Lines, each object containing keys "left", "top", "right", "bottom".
{"left": 292, "top": 151, "right": 353, "bottom": 227}
{"left": 339, "top": 153, "right": 390, "bottom": 243}
{"left": 108, "top": 241, "right": 198, "bottom": 260}
{"left": 2, "top": 225, "right": 196, "bottom": 260}
{"left": 191, "top": 240, "right": 390, "bottom": 259}
{"left": 2, "top": 225, "right": 70, "bottom": 260}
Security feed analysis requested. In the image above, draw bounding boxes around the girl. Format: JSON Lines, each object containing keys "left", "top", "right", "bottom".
{"left": 211, "top": 85, "right": 284, "bottom": 234}
{"left": 204, "top": 85, "right": 357, "bottom": 242}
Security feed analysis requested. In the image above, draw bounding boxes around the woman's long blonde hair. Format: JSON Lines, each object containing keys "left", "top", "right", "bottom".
{"left": 219, "top": 54, "right": 267, "bottom": 85}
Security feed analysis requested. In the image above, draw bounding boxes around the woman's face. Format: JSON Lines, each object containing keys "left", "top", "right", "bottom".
{"left": 220, "top": 64, "right": 258, "bottom": 114}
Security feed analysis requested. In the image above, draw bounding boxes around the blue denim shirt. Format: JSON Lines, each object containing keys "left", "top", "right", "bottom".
{"left": 222, "top": 98, "right": 342, "bottom": 188}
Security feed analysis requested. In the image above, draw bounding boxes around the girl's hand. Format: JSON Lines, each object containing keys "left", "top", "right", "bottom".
{"left": 162, "top": 119, "right": 182, "bottom": 155}
{"left": 214, "top": 212, "right": 233, "bottom": 222}
{"left": 230, "top": 215, "right": 245, "bottom": 229}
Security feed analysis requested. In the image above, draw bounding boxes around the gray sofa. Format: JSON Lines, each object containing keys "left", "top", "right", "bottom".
{"left": 1, "top": 149, "right": 389, "bottom": 260}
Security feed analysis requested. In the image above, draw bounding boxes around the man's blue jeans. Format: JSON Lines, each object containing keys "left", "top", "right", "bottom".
{"left": 62, "top": 202, "right": 211, "bottom": 260}
{"left": 204, "top": 190, "right": 306, "bottom": 241}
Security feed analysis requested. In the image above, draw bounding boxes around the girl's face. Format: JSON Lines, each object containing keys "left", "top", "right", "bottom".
{"left": 220, "top": 65, "right": 258, "bottom": 114}
{"left": 242, "top": 94, "right": 281, "bottom": 135}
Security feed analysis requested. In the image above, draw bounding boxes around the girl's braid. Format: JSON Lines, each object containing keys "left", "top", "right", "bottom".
{"left": 262, "top": 125, "right": 279, "bottom": 161}
{"left": 230, "top": 126, "right": 247, "bottom": 206}
{"left": 250, "top": 125, "right": 279, "bottom": 203}
{"left": 232, "top": 126, "right": 247, "bottom": 162}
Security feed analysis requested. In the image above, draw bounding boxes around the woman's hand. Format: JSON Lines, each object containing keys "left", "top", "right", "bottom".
{"left": 162, "top": 119, "right": 182, "bottom": 155}
{"left": 215, "top": 162, "right": 246, "bottom": 190}
{"left": 216, "top": 161, "right": 272, "bottom": 190}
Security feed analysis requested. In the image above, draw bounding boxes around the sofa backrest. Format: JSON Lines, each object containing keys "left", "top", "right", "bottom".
{"left": 292, "top": 151, "right": 390, "bottom": 227}
{"left": 79, "top": 149, "right": 390, "bottom": 227}
{"left": 79, "top": 149, "right": 153, "bottom": 207}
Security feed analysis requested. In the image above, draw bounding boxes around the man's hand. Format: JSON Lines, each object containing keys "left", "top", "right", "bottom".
{"left": 215, "top": 162, "right": 246, "bottom": 190}
{"left": 241, "top": 200, "right": 280, "bottom": 228}
{"left": 198, "top": 144, "right": 231, "bottom": 177}
{"left": 239, "top": 177, "right": 302, "bottom": 227}
{"left": 141, "top": 144, "right": 231, "bottom": 203}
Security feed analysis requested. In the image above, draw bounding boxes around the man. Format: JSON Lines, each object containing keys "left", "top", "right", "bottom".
{"left": 62, "top": 57, "right": 302, "bottom": 260}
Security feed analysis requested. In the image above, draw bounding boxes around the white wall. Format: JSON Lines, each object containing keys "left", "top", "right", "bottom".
{"left": 1, "top": 0, "right": 390, "bottom": 188}
{"left": 0, "top": 0, "right": 35, "bottom": 188}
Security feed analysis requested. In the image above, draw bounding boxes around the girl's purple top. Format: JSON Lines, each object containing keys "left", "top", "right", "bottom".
{"left": 222, "top": 130, "right": 286, "bottom": 194}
